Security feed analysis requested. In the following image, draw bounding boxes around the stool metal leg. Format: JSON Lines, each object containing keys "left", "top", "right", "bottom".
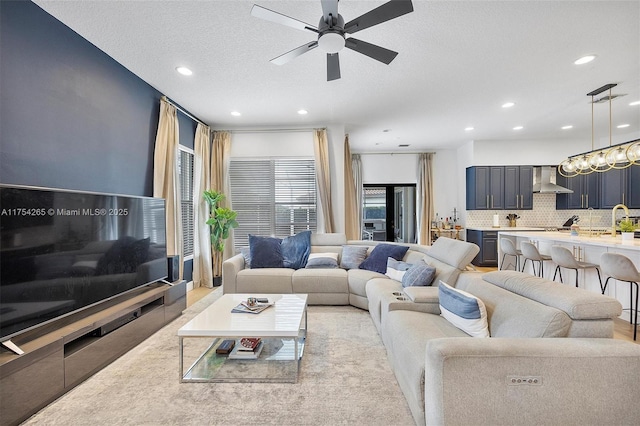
{"left": 632, "top": 281, "right": 638, "bottom": 341}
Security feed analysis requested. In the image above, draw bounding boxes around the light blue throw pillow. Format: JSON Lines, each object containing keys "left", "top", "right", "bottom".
{"left": 401, "top": 261, "right": 436, "bottom": 287}
{"left": 438, "top": 281, "right": 490, "bottom": 337}
{"left": 340, "top": 245, "right": 368, "bottom": 269}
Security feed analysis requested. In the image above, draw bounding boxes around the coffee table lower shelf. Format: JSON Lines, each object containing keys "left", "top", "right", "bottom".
{"left": 180, "top": 334, "right": 306, "bottom": 383}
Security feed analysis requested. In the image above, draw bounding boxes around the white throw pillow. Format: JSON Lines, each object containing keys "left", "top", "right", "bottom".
{"left": 305, "top": 252, "right": 339, "bottom": 269}
{"left": 438, "top": 281, "right": 490, "bottom": 338}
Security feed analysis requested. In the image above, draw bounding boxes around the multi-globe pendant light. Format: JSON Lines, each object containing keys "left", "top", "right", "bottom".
{"left": 558, "top": 83, "right": 640, "bottom": 178}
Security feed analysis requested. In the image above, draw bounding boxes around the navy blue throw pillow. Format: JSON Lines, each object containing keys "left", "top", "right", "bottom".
{"left": 249, "top": 235, "right": 284, "bottom": 268}
{"left": 359, "top": 243, "right": 410, "bottom": 274}
{"left": 281, "top": 230, "right": 311, "bottom": 269}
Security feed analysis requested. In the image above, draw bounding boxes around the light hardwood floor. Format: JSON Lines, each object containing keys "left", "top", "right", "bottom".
{"left": 186, "top": 273, "right": 638, "bottom": 344}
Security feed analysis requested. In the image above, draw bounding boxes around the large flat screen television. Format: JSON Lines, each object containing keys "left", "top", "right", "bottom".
{"left": 0, "top": 184, "right": 168, "bottom": 343}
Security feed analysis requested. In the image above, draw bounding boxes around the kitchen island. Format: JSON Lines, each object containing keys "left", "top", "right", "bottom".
{"left": 499, "top": 230, "right": 640, "bottom": 321}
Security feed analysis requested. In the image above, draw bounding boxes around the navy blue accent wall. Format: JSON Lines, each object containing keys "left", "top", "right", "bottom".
{"left": 1, "top": 1, "right": 200, "bottom": 282}
{"left": 0, "top": 0, "right": 161, "bottom": 196}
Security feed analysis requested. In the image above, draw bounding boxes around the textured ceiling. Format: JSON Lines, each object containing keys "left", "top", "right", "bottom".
{"left": 33, "top": 0, "right": 640, "bottom": 153}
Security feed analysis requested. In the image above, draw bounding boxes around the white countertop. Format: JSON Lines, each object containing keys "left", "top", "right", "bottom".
{"left": 467, "top": 226, "right": 546, "bottom": 232}
{"left": 498, "top": 230, "right": 640, "bottom": 250}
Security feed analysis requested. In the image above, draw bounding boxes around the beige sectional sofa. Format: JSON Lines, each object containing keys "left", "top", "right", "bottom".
{"left": 222, "top": 232, "right": 440, "bottom": 309}
{"left": 223, "top": 234, "right": 640, "bottom": 425}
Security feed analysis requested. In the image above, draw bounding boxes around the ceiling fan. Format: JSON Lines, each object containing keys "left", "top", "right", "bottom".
{"left": 251, "top": 0, "right": 414, "bottom": 81}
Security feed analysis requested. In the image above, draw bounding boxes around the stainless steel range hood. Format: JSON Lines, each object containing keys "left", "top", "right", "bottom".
{"left": 532, "top": 166, "right": 573, "bottom": 194}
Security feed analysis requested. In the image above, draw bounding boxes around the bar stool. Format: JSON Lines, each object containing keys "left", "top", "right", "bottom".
{"left": 500, "top": 238, "right": 521, "bottom": 271}
{"left": 520, "top": 241, "right": 552, "bottom": 277}
{"left": 551, "top": 245, "right": 603, "bottom": 289}
{"left": 600, "top": 252, "right": 639, "bottom": 340}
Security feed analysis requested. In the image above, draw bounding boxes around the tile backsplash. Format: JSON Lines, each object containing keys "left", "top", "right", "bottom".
{"left": 466, "top": 193, "right": 639, "bottom": 229}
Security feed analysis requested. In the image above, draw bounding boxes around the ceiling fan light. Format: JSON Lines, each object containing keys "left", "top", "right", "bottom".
{"left": 318, "top": 32, "right": 345, "bottom": 53}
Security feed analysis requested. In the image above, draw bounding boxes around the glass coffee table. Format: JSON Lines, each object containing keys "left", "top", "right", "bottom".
{"left": 178, "top": 293, "right": 307, "bottom": 383}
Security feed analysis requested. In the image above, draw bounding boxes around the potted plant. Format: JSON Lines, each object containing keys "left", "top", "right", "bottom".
{"left": 203, "top": 190, "right": 238, "bottom": 286}
{"left": 619, "top": 218, "right": 637, "bottom": 241}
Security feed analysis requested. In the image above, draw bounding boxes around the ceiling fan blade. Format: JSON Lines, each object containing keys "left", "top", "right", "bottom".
{"left": 321, "top": 0, "right": 339, "bottom": 24}
{"left": 327, "top": 53, "right": 341, "bottom": 81}
{"left": 345, "top": 38, "right": 398, "bottom": 64}
{"left": 344, "top": 0, "right": 414, "bottom": 34}
{"left": 251, "top": 5, "right": 318, "bottom": 33}
{"left": 271, "top": 41, "right": 318, "bottom": 65}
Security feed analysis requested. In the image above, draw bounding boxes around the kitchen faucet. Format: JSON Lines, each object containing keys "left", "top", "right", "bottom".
{"left": 611, "top": 204, "right": 630, "bottom": 237}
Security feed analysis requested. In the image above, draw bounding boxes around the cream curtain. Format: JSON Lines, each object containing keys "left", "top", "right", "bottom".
{"left": 153, "top": 97, "right": 183, "bottom": 278}
{"left": 352, "top": 153, "right": 363, "bottom": 239}
{"left": 192, "top": 123, "right": 213, "bottom": 288}
{"left": 211, "top": 131, "right": 232, "bottom": 278}
{"left": 417, "top": 153, "right": 435, "bottom": 245}
{"left": 313, "top": 128, "right": 334, "bottom": 233}
{"left": 343, "top": 135, "right": 360, "bottom": 240}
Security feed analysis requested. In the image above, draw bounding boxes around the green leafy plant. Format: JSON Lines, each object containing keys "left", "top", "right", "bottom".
{"left": 203, "top": 190, "right": 238, "bottom": 253}
{"left": 619, "top": 218, "right": 637, "bottom": 233}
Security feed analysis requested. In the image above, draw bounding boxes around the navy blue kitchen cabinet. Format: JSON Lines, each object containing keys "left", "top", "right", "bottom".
{"left": 599, "top": 165, "right": 640, "bottom": 209}
{"left": 504, "top": 166, "right": 533, "bottom": 210}
{"left": 556, "top": 173, "right": 599, "bottom": 210}
{"left": 466, "top": 166, "right": 504, "bottom": 210}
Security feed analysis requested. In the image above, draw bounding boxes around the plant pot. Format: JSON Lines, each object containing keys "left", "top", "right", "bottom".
{"left": 213, "top": 276, "right": 222, "bottom": 287}
{"left": 621, "top": 232, "right": 635, "bottom": 241}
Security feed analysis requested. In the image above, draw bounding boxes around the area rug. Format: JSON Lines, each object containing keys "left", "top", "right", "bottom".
{"left": 23, "top": 289, "right": 414, "bottom": 425}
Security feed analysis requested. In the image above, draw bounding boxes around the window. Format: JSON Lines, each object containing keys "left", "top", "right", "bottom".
{"left": 229, "top": 158, "right": 317, "bottom": 248}
{"left": 178, "top": 147, "right": 194, "bottom": 258}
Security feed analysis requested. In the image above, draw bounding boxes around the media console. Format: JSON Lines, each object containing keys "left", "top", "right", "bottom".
{"left": 0, "top": 280, "right": 186, "bottom": 426}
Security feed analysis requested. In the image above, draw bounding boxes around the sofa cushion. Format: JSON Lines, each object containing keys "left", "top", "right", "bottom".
{"left": 360, "top": 244, "right": 410, "bottom": 274}
{"left": 236, "top": 268, "right": 293, "bottom": 293}
{"left": 292, "top": 268, "right": 348, "bottom": 294}
{"left": 248, "top": 235, "right": 284, "bottom": 268}
{"left": 281, "top": 230, "right": 311, "bottom": 269}
{"left": 482, "top": 270, "right": 622, "bottom": 320}
{"left": 402, "top": 261, "right": 436, "bottom": 288}
{"left": 426, "top": 237, "right": 480, "bottom": 270}
{"left": 439, "top": 281, "right": 490, "bottom": 338}
{"left": 340, "top": 245, "right": 368, "bottom": 269}
{"left": 305, "top": 252, "right": 339, "bottom": 269}
{"left": 348, "top": 268, "right": 386, "bottom": 298}
{"left": 456, "top": 274, "right": 572, "bottom": 337}
{"left": 386, "top": 258, "right": 412, "bottom": 281}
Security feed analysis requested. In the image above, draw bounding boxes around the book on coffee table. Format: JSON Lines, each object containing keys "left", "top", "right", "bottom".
{"left": 231, "top": 301, "right": 273, "bottom": 314}
{"left": 228, "top": 340, "right": 264, "bottom": 360}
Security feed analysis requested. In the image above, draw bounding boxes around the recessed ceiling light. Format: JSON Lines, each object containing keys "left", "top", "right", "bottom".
{"left": 465, "top": 127, "right": 474, "bottom": 131}
{"left": 176, "top": 66, "right": 193, "bottom": 76}
{"left": 574, "top": 55, "right": 596, "bottom": 65}
{"left": 617, "top": 124, "right": 630, "bottom": 128}
{"left": 561, "top": 125, "right": 573, "bottom": 130}
{"left": 382, "top": 129, "right": 391, "bottom": 133}
{"left": 630, "top": 100, "right": 640, "bottom": 106}
{"left": 513, "top": 126, "right": 524, "bottom": 130}
{"left": 502, "top": 102, "right": 515, "bottom": 108}
{"left": 297, "top": 109, "right": 308, "bottom": 115}
{"left": 230, "top": 111, "right": 241, "bottom": 116}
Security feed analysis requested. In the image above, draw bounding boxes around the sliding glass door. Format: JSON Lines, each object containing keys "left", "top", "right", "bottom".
{"left": 362, "top": 185, "right": 416, "bottom": 243}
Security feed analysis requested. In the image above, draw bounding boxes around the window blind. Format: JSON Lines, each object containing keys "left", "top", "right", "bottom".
{"left": 229, "top": 158, "right": 316, "bottom": 248}
{"left": 178, "top": 148, "right": 194, "bottom": 257}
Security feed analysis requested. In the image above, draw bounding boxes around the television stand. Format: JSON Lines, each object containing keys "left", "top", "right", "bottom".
{"left": 1, "top": 339, "right": 24, "bottom": 355}
{"left": 0, "top": 280, "right": 186, "bottom": 426}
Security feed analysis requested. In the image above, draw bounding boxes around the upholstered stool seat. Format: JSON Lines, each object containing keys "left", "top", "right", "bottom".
{"left": 600, "top": 252, "right": 640, "bottom": 340}
{"left": 500, "top": 238, "right": 521, "bottom": 271}
{"left": 551, "top": 245, "right": 603, "bottom": 289}
{"left": 520, "top": 241, "right": 552, "bottom": 277}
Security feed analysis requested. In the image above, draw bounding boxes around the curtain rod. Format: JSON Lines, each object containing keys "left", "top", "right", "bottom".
{"left": 229, "top": 128, "right": 320, "bottom": 134}
{"left": 161, "top": 96, "right": 208, "bottom": 127}
{"left": 356, "top": 151, "right": 436, "bottom": 155}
